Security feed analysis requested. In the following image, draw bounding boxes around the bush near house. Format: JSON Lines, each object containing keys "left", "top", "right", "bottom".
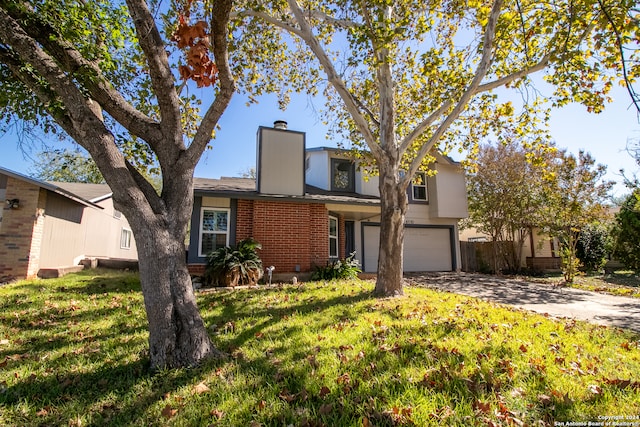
{"left": 204, "top": 238, "right": 263, "bottom": 287}
{"left": 310, "top": 252, "right": 362, "bottom": 281}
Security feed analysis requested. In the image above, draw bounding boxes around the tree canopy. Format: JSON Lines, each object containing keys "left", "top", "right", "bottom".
{"left": 29, "top": 149, "right": 105, "bottom": 184}
{"left": 229, "top": 0, "right": 639, "bottom": 294}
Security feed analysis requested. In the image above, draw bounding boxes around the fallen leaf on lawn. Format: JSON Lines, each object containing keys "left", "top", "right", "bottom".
{"left": 255, "top": 332, "right": 264, "bottom": 339}
{"left": 621, "top": 342, "right": 632, "bottom": 351}
{"left": 0, "top": 339, "right": 9, "bottom": 345}
{"left": 210, "top": 408, "right": 224, "bottom": 419}
{"left": 194, "top": 381, "right": 210, "bottom": 394}
{"left": 161, "top": 404, "right": 177, "bottom": 419}
{"left": 36, "top": 407, "right": 51, "bottom": 416}
{"left": 538, "top": 394, "right": 553, "bottom": 406}
{"left": 519, "top": 344, "right": 528, "bottom": 353}
{"left": 319, "top": 386, "right": 331, "bottom": 398}
{"left": 474, "top": 400, "right": 491, "bottom": 414}
{"left": 362, "top": 417, "right": 370, "bottom": 427}
{"left": 319, "top": 403, "right": 333, "bottom": 415}
{"left": 588, "top": 384, "right": 602, "bottom": 395}
{"left": 257, "top": 400, "right": 266, "bottom": 410}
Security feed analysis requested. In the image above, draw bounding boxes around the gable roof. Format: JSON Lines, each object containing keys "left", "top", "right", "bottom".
{"left": 0, "top": 166, "right": 104, "bottom": 209}
{"left": 193, "top": 177, "right": 380, "bottom": 206}
{"left": 50, "top": 182, "right": 112, "bottom": 203}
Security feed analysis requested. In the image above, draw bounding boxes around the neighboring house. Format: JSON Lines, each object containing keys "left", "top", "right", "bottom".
{"left": 0, "top": 167, "right": 138, "bottom": 280}
{"left": 187, "top": 122, "right": 469, "bottom": 279}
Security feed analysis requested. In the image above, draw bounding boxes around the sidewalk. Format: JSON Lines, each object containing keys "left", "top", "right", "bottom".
{"left": 407, "top": 272, "right": 640, "bottom": 334}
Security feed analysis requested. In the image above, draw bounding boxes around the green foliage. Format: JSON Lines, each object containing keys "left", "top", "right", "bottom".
{"left": 310, "top": 252, "right": 362, "bottom": 281}
{"left": 204, "top": 238, "right": 263, "bottom": 287}
{"left": 576, "top": 223, "right": 610, "bottom": 273}
{"left": 29, "top": 148, "right": 105, "bottom": 184}
{"left": 2, "top": 270, "right": 640, "bottom": 425}
{"left": 612, "top": 191, "right": 640, "bottom": 270}
{"left": 540, "top": 150, "right": 613, "bottom": 283}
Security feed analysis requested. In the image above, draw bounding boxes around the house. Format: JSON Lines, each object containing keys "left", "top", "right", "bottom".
{"left": 187, "top": 121, "right": 468, "bottom": 279}
{"left": 0, "top": 167, "right": 138, "bottom": 280}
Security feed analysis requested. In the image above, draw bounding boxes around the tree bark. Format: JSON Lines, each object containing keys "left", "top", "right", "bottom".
{"left": 116, "top": 176, "right": 222, "bottom": 370}
{"left": 374, "top": 163, "right": 408, "bottom": 296}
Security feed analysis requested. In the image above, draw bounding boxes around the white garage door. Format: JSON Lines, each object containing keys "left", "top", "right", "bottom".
{"left": 363, "top": 226, "right": 453, "bottom": 273}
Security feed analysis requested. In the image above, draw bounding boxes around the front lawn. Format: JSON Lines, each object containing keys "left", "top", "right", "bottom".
{"left": 1, "top": 270, "right": 639, "bottom": 426}
{"left": 529, "top": 270, "right": 640, "bottom": 298}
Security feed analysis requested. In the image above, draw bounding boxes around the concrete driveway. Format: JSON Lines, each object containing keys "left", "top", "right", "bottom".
{"left": 406, "top": 272, "right": 640, "bottom": 334}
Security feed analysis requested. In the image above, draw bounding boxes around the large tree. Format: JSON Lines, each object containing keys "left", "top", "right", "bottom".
{"left": 540, "top": 150, "right": 613, "bottom": 282}
{"left": 0, "top": 0, "right": 235, "bottom": 369}
{"left": 466, "top": 139, "right": 553, "bottom": 273}
{"left": 30, "top": 149, "right": 105, "bottom": 184}
{"left": 231, "top": 0, "right": 639, "bottom": 295}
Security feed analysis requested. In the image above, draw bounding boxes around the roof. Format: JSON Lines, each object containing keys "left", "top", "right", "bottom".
{"left": 0, "top": 166, "right": 104, "bottom": 209}
{"left": 193, "top": 177, "right": 380, "bottom": 206}
{"left": 50, "top": 182, "right": 112, "bottom": 202}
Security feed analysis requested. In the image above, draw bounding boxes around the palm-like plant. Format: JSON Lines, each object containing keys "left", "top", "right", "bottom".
{"left": 204, "top": 238, "right": 263, "bottom": 287}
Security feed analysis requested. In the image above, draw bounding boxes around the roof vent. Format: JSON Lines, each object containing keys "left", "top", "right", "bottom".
{"left": 273, "top": 120, "right": 288, "bottom": 130}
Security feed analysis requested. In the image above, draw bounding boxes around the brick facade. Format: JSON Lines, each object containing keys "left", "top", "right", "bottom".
{"left": 0, "top": 177, "right": 46, "bottom": 279}
{"left": 235, "top": 200, "right": 332, "bottom": 273}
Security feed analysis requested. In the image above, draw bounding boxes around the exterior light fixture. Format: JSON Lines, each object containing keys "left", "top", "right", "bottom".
{"left": 6, "top": 199, "right": 19, "bottom": 209}
{"left": 266, "top": 266, "right": 275, "bottom": 285}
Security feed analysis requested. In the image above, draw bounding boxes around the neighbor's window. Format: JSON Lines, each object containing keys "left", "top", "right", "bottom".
{"left": 120, "top": 228, "right": 132, "bottom": 249}
{"left": 331, "top": 159, "right": 355, "bottom": 192}
{"left": 199, "top": 208, "right": 229, "bottom": 256}
{"left": 329, "top": 215, "right": 339, "bottom": 258}
{"left": 411, "top": 172, "right": 428, "bottom": 202}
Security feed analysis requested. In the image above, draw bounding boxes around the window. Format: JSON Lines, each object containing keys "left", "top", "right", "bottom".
{"left": 120, "top": 228, "right": 132, "bottom": 249}
{"left": 199, "top": 208, "right": 229, "bottom": 256}
{"left": 411, "top": 172, "right": 428, "bottom": 202}
{"left": 331, "top": 159, "right": 355, "bottom": 192}
{"left": 329, "top": 216, "right": 339, "bottom": 258}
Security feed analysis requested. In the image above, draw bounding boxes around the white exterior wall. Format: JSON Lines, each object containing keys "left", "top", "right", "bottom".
{"left": 429, "top": 162, "right": 468, "bottom": 219}
{"left": 257, "top": 127, "right": 305, "bottom": 196}
{"left": 305, "top": 151, "right": 330, "bottom": 190}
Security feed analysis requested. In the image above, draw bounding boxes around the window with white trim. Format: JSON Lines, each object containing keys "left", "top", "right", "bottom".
{"left": 331, "top": 159, "right": 355, "bottom": 192}
{"left": 120, "top": 228, "right": 132, "bottom": 249}
{"left": 411, "top": 172, "right": 428, "bottom": 202}
{"left": 329, "top": 215, "right": 339, "bottom": 258}
{"left": 199, "top": 208, "right": 229, "bottom": 256}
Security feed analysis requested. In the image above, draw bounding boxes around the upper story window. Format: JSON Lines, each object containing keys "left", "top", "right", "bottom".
{"left": 199, "top": 208, "right": 229, "bottom": 257}
{"left": 331, "top": 159, "right": 355, "bottom": 192}
{"left": 411, "top": 172, "right": 428, "bottom": 202}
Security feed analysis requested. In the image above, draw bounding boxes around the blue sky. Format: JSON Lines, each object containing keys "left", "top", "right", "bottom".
{"left": 0, "top": 85, "right": 638, "bottom": 197}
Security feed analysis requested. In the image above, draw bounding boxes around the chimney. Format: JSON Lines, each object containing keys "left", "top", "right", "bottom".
{"left": 273, "top": 120, "right": 288, "bottom": 130}
{"left": 256, "top": 123, "right": 305, "bottom": 196}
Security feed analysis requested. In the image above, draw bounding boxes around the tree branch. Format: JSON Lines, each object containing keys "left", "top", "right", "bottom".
{"left": 285, "top": 0, "right": 382, "bottom": 158}
{"left": 596, "top": 0, "right": 640, "bottom": 115}
{"left": 184, "top": 0, "right": 236, "bottom": 167}
{"left": 402, "top": 0, "right": 504, "bottom": 187}
{"left": 125, "top": 0, "right": 182, "bottom": 146}
{"left": 0, "top": 2, "right": 163, "bottom": 145}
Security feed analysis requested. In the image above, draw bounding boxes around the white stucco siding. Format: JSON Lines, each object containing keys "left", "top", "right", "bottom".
{"left": 305, "top": 151, "right": 330, "bottom": 190}
{"left": 430, "top": 163, "right": 468, "bottom": 219}
{"left": 258, "top": 127, "right": 305, "bottom": 196}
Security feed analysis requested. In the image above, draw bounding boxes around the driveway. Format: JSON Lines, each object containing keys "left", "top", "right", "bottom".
{"left": 406, "top": 272, "right": 640, "bottom": 334}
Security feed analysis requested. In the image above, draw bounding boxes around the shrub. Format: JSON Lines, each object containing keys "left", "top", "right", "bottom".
{"left": 204, "top": 238, "right": 263, "bottom": 287}
{"left": 311, "top": 252, "right": 361, "bottom": 281}
{"left": 576, "top": 223, "right": 609, "bottom": 273}
{"left": 611, "top": 191, "right": 640, "bottom": 270}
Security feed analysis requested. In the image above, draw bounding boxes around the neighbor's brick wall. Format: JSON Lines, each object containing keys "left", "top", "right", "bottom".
{"left": 0, "top": 178, "right": 46, "bottom": 279}
{"left": 235, "top": 200, "right": 331, "bottom": 273}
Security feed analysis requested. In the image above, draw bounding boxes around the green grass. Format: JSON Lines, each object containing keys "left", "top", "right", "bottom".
{"left": 1, "top": 270, "right": 640, "bottom": 426}
{"left": 529, "top": 270, "right": 640, "bottom": 298}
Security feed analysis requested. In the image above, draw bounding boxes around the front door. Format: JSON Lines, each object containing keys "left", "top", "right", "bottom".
{"left": 345, "top": 221, "right": 355, "bottom": 257}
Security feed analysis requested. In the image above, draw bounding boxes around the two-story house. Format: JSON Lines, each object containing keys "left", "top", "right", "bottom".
{"left": 187, "top": 121, "right": 468, "bottom": 280}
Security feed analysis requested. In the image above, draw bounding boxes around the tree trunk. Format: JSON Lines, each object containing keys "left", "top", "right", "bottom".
{"left": 374, "top": 165, "right": 408, "bottom": 296}
{"left": 130, "top": 219, "right": 222, "bottom": 369}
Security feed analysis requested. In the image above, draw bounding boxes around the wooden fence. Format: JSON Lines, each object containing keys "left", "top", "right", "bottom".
{"left": 460, "top": 241, "right": 513, "bottom": 273}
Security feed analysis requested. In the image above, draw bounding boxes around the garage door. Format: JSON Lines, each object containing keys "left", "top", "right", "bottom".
{"left": 363, "top": 225, "right": 453, "bottom": 273}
